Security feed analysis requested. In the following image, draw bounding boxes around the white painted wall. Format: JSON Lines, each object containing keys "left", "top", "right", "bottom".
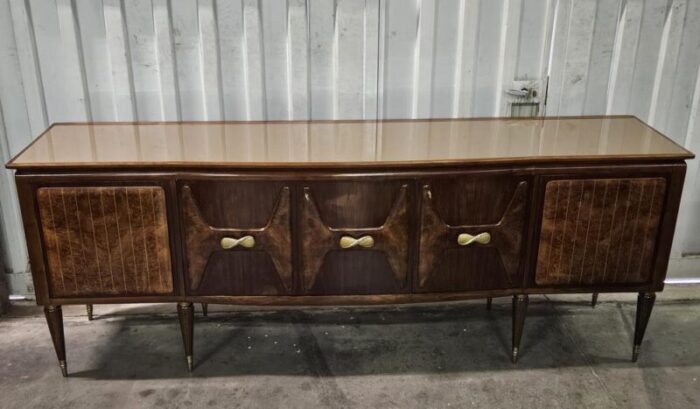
{"left": 1, "top": 0, "right": 699, "bottom": 295}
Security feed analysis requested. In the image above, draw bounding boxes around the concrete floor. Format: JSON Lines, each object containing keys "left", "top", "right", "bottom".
{"left": 1, "top": 288, "right": 699, "bottom": 409}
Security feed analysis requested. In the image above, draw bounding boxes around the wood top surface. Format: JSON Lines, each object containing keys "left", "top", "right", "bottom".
{"left": 6, "top": 116, "right": 693, "bottom": 170}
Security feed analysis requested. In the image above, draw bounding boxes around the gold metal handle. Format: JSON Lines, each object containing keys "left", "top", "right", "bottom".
{"left": 339, "top": 235, "right": 375, "bottom": 249}
{"left": 457, "top": 232, "right": 491, "bottom": 246}
{"left": 220, "top": 235, "right": 256, "bottom": 249}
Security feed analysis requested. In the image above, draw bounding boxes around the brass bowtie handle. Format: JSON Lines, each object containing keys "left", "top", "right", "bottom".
{"left": 220, "top": 235, "right": 256, "bottom": 249}
{"left": 339, "top": 235, "right": 375, "bottom": 249}
{"left": 457, "top": 232, "right": 491, "bottom": 246}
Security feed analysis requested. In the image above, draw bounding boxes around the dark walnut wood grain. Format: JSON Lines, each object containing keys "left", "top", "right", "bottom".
{"left": 181, "top": 184, "right": 292, "bottom": 295}
{"left": 536, "top": 177, "right": 667, "bottom": 286}
{"left": 300, "top": 182, "right": 411, "bottom": 295}
{"left": 37, "top": 187, "right": 173, "bottom": 297}
{"left": 418, "top": 179, "right": 528, "bottom": 292}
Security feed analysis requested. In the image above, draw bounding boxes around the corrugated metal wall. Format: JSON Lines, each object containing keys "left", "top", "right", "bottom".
{"left": 1, "top": 0, "right": 699, "bottom": 294}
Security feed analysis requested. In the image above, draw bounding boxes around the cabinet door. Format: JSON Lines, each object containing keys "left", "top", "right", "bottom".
{"left": 180, "top": 180, "right": 292, "bottom": 296}
{"left": 37, "top": 186, "right": 173, "bottom": 297}
{"left": 535, "top": 177, "right": 666, "bottom": 287}
{"left": 417, "top": 174, "right": 529, "bottom": 292}
{"left": 300, "top": 180, "right": 412, "bottom": 295}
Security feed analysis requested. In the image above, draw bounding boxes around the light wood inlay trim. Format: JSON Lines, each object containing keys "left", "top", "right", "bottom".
{"left": 536, "top": 178, "right": 666, "bottom": 286}
{"left": 37, "top": 186, "right": 173, "bottom": 297}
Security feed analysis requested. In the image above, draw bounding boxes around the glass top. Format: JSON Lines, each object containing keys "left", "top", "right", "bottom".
{"left": 6, "top": 116, "right": 693, "bottom": 169}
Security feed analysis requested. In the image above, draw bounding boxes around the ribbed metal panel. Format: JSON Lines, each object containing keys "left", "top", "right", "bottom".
{"left": 1, "top": 0, "right": 699, "bottom": 294}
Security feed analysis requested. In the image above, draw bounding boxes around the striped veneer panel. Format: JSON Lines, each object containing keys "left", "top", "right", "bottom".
{"left": 37, "top": 187, "right": 173, "bottom": 297}
{"left": 536, "top": 178, "right": 666, "bottom": 286}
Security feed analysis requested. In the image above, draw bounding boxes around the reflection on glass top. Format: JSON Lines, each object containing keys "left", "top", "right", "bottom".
{"left": 6, "top": 116, "right": 693, "bottom": 169}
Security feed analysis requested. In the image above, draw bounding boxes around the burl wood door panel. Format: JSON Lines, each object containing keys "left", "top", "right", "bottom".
{"left": 180, "top": 181, "right": 292, "bottom": 296}
{"left": 37, "top": 186, "right": 173, "bottom": 297}
{"left": 536, "top": 177, "right": 666, "bottom": 286}
{"left": 418, "top": 174, "right": 528, "bottom": 292}
{"left": 300, "top": 180, "right": 412, "bottom": 295}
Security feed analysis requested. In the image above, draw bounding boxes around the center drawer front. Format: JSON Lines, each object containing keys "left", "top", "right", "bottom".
{"left": 417, "top": 174, "right": 528, "bottom": 292}
{"left": 179, "top": 180, "right": 293, "bottom": 296}
{"left": 300, "top": 180, "right": 412, "bottom": 295}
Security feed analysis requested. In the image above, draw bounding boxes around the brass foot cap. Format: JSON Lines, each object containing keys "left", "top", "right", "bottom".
{"left": 511, "top": 348, "right": 519, "bottom": 363}
{"left": 59, "top": 360, "right": 68, "bottom": 377}
{"left": 186, "top": 355, "right": 194, "bottom": 372}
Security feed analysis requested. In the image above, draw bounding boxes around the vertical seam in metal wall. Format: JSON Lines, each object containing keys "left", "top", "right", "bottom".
{"left": 69, "top": 0, "right": 93, "bottom": 122}
{"left": 19, "top": 0, "right": 49, "bottom": 128}
{"left": 121, "top": 0, "right": 141, "bottom": 155}
{"left": 362, "top": 0, "right": 367, "bottom": 119}
{"left": 166, "top": 0, "right": 183, "bottom": 121}
{"left": 241, "top": 0, "right": 251, "bottom": 120}
{"left": 660, "top": 0, "right": 693, "bottom": 130}
{"left": 305, "top": 0, "right": 312, "bottom": 120}
{"left": 428, "top": 0, "right": 438, "bottom": 118}
{"left": 118, "top": 0, "right": 139, "bottom": 121}
{"left": 376, "top": 0, "right": 385, "bottom": 124}
{"left": 374, "top": 0, "right": 385, "bottom": 157}
{"left": 25, "top": 0, "right": 52, "bottom": 124}
{"left": 213, "top": 0, "right": 225, "bottom": 120}
{"left": 539, "top": 0, "right": 555, "bottom": 116}
{"left": 69, "top": 0, "right": 97, "bottom": 163}
{"left": 196, "top": 1, "right": 208, "bottom": 119}
{"left": 256, "top": 0, "right": 269, "bottom": 151}
{"left": 305, "top": 0, "right": 311, "bottom": 159}
{"left": 627, "top": 0, "right": 645, "bottom": 112}
{"left": 580, "top": 0, "right": 600, "bottom": 114}
{"left": 410, "top": 0, "right": 421, "bottom": 118}
{"left": 630, "top": 0, "right": 652, "bottom": 118}
{"left": 493, "top": 0, "right": 511, "bottom": 116}
{"left": 284, "top": 0, "right": 292, "bottom": 120}
{"left": 558, "top": 0, "right": 576, "bottom": 115}
{"left": 648, "top": 3, "right": 674, "bottom": 125}
{"left": 605, "top": 0, "right": 627, "bottom": 114}
{"left": 469, "top": 0, "right": 482, "bottom": 116}
{"left": 682, "top": 59, "right": 700, "bottom": 148}
{"left": 331, "top": 0, "right": 339, "bottom": 119}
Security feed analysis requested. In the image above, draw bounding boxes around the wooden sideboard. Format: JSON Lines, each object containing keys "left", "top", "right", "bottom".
{"left": 5, "top": 116, "right": 693, "bottom": 376}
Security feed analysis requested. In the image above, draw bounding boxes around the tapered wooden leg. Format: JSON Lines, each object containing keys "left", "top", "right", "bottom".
{"left": 201, "top": 303, "right": 208, "bottom": 317}
{"left": 44, "top": 305, "right": 67, "bottom": 377}
{"left": 177, "top": 302, "right": 194, "bottom": 372}
{"left": 512, "top": 294, "right": 529, "bottom": 363}
{"left": 86, "top": 304, "right": 94, "bottom": 320}
{"left": 486, "top": 297, "right": 493, "bottom": 310}
{"left": 632, "top": 292, "right": 656, "bottom": 362}
{"left": 591, "top": 293, "right": 599, "bottom": 308}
